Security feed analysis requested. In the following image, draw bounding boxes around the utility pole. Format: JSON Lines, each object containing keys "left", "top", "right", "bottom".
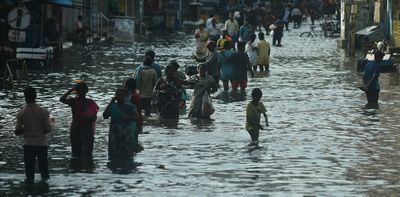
{"left": 139, "top": 0, "right": 143, "bottom": 37}
{"left": 178, "top": 0, "right": 182, "bottom": 30}
{"left": 348, "top": 0, "right": 357, "bottom": 56}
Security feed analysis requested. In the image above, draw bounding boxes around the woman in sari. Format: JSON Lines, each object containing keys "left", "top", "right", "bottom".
{"left": 188, "top": 63, "right": 218, "bottom": 119}
{"left": 103, "top": 88, "right": 138, "bottom": 159}
{"left": 60, "top": 82, "right": 99, "bottom": 158}
{"left": 153, "top": 63, "right": 182, "bottom": 119}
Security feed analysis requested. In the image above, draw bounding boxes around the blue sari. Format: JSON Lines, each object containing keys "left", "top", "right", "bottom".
{"left": 108, "top": 103, "right": 137, "bottom": 158}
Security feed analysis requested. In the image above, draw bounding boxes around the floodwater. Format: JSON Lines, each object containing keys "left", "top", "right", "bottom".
{"left": 1, "top": 23, "right": 400, "bottom": 196}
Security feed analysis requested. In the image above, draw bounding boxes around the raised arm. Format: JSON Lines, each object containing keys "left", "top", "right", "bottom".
{"left": 60, "top": 87, "right": 75, "bottom": 104}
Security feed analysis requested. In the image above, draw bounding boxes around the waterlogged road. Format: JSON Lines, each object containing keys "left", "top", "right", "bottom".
{"left": 1, "top": 24, "right": 400, "bottom": 196}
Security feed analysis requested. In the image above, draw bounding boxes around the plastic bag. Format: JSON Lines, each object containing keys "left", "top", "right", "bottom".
{"left": 270, "top": 30, "right": 274, "bottom": 38}
{"left": 201, "top": 91, "right": 215, "bottom": 117}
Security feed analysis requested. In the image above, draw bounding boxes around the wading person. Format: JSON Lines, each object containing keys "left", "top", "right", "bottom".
{"left": 362, "top": 50, "right": 384, "bottom": 109}
{"left": 272, "top": 19, "right": 284, "bottom": 47}
{"left": 170, "top": 61, "right": 189, "bottom": 111}
{"left": 135, "top": 56, "right": 157, "bottom": 116}
{"left": 246, "top": 88, "right": 269, "bottom": 142}
{"left": 153, "top": 64, "right": 182, "bottom": 119}
{"left": 224, "top": 12, "right": 239, "bottom": 47}
{"left": 256, "top": 32, "right": 271, "bottom": 71}
{"left": 239, "top": 17, "right": 252, "bottom": 44}
{"left": 103, "top": 88, "right": 138, "bottom": 159}
{"left": 188, "top": 63, "right": 217, "bottom": 119}
{"left": 229, "top": 41, "right": 253, "bottom": 94}
{"left": 194, "top": 21, "right": 209, "bottom": 60}
{"left": 216, "top": 30, "right": 232, "bottom": 51}
{"left": 15, "top": 86, "right": 51, "bottom": 184}
{"left": 219, "top": 41, "right": 235, "bottom": 91}
{"left": 245, "top": 34, "right": 258, "bottom": 74}
{"left": 203, "top": 41, "right": 221, "bottom": 86}
{"left": 123, "top": 78, "right": 143, "bottom": 143}
{"left": 60, "top": 82, "right": 99, "bottom": 158}
{"left": 134, "top": 50, "right": 162, "bottom": 81}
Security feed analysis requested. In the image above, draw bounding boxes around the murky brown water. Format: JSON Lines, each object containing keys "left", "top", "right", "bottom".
{"left": 1, "top": 23, "right": 400, "bottom": 196}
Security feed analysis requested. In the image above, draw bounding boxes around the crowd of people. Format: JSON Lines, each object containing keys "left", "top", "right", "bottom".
{"left": 11, "top": 2, "right": 343, "bottom": 186}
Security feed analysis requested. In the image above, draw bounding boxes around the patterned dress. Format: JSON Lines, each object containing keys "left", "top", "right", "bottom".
{"left": 108, "top": 103, "right": 137, "bottom": 159}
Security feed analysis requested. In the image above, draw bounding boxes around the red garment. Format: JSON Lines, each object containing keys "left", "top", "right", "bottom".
{"left": 65, "top": 97, "right": 99, "bottom": 157}
{"left": 131, "top": 91, "right": 143, "bottom": 126}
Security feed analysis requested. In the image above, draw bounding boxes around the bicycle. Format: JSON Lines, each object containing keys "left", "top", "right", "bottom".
{"left": 299, "top": 26, "right": 320, "bottom": 38}
{"left": 321, "top": 20, "right": 339, "bottom": 38}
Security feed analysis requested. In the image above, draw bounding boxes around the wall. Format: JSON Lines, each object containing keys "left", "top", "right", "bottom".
{"left": 393, "top": 0, "right": 400, "bottom": 46}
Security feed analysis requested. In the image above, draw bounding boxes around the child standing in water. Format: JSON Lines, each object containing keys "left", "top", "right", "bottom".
{"left": 246, "top": 88, "right": 269, "bottom": 142}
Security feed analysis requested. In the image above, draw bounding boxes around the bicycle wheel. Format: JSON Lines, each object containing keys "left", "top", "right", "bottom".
{"left": 299, "top": 32, "right": 310, "bottom": 37}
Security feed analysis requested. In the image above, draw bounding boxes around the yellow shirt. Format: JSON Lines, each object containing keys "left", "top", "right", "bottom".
{"left": 256, "top": 40, "right": 270, "bottom": 65}
{"left": 246, "top": 101, "right": 266, "bottom": 131}
{"left": 217, "top": 38, "right": 226, "bottom": 50}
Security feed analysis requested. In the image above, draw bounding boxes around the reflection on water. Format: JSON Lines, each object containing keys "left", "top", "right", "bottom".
{"left": 1, "top": 25, "right": 400, "bottom": 195}
{"left": 69, "top": 157, "right": 95, "bottom": 173}
{"left": 107, "top": 158, "right": 139, "bottom": 174}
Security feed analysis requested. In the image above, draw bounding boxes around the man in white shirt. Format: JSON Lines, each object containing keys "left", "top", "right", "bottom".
{"left": 224, "top": 12, "right": 239, "bottom": 47}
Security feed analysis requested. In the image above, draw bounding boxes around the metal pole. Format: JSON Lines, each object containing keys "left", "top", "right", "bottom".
{"left": 349, "top": 1, "right": 357, "bottom": 56}
{"left": 179, "top": 0, "right": 182, "bottom": 30}
{"left": 125, "top": 0, "right": 128, "bottom": 16}
{"left": 139, "top": 0, "right": 143, "bottom": 37}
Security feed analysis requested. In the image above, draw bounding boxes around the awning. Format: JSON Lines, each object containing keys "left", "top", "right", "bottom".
{"left": 43, "top": 0, "right": 73, "bottom": 7}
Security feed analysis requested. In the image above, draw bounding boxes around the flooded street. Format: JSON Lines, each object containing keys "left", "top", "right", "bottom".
{"left": 1, "top": 24, "right": 400, "bottom": 196}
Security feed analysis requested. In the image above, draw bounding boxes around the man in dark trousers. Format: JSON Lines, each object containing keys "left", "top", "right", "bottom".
{"left": 15, "top": 86, "right": 52, "bottom": 185}
{"left": 362, "top": 50, "right": 384, "bottom": 109}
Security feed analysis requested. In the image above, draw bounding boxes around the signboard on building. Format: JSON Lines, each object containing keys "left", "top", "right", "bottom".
{"left": 374, "top": 0, "right": 381, "bottom": 23}
{"left": 112, "top": 18, "right": 135, "bottom": 43}
{"left": 8, "top": 30, "right": 26, "bottom": 42}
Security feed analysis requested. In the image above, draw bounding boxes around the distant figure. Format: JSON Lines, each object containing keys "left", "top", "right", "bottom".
{"left": 194, "top": 21, "right": 209, "bottom": 60}
{"left": 239, "top": 17, "right": 252, "bottom": 43}
{"left": 188, "top": 63, "right": 217, "bottom": 119}
{"left": 246, "top": 88, "right": 269, "bottom": 142}
{"left": 123, "top": 78, "right": 143, "bottom": 143}
{"left": 362, "top": 50, "right": 384, "bottom": 109}
{"left": 219, "top": 41, "right": 235, "bottom": 91}
{"left": 145, "top": 50, "right": 162, "bottom": 79}
{"left": 216, "top": 30, "right": 231, "bottom": 51}
{"left": 153, "top": 63, "right": 182, "bottom": 119}
{"left": 207, "top": 18, "right": 220, "bottom": 43}
{"left": 282, "top": 4, "right": 291, "bottom": 30}
{"left": 135, "top": 56, "right": 157, "bottom": 116}
{"left": 60, "top": 82, "right": 99, "bottom": 158}
{"left": 256, "top": 32, "right": 271, "bottom": 71}
{"left": 170, "top": 61, "right": 189, "bottom": 111}
{"left": 254, "top": 3, "right": 266, "bottom": 32}
{"left": 15, "top": 86, "right": 51, "bottom": 184}
{"left": 229, "top": 41, "right": 252, "bottom": 93}
{"left": 224, "top": 12, "right": 239, "bottom": 46}
{"left": 203, "top": 41, "right": 221, "bottom": 85}
{"left": 206, "top": 13, "right": 214, "bottom": 30}
{"left": 291, "top": 6, "right": 302, "bottom": 29}
{"left": 75, "top": 15, "right": 85, "bottom": 38}
{"left": 245, "top": 34, "right": 258, "bottom": 74}
{"left": 103, "top": 88, "right": 138, "bottom": 159}
{"left": 272, "top": 19, "right": 284, "bottom": 46}
{"left": 308, "top": 8, "right": 318, "bottom": 25}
